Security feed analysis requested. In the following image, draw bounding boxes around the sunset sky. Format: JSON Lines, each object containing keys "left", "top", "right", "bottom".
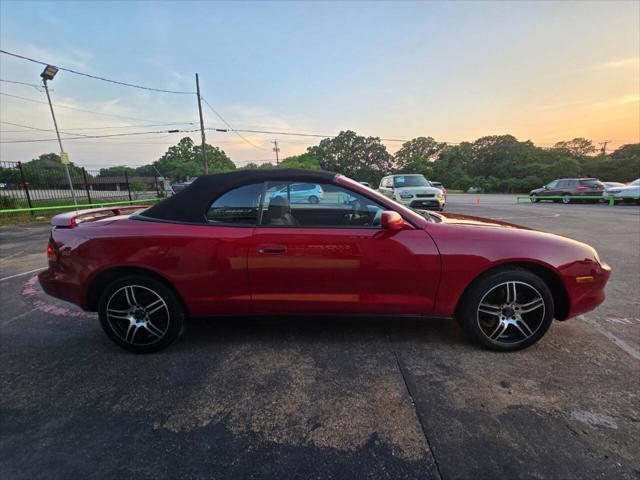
{"left": 1, "top": 1, "right": 638, "bottom": 168}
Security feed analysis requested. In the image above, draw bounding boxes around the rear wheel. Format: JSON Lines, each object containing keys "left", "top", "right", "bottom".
{"left": 457, "top": 268, "right": 554, "bottom": 351}
{"left": 98, "top": 275, "right": 185, "bottom": 353}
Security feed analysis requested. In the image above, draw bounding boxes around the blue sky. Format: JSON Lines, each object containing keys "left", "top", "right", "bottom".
{"left": 1, "top": 1, "right": 638, "bottom": 168}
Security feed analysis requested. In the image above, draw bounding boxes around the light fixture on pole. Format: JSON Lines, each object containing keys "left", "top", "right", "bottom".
{"left": 40, "top": 65, "right": 78, "bottom": 208}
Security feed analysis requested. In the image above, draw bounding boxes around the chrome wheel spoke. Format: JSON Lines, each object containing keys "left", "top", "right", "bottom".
{"left": 478, "top": 302, "right": 502, "bottom": 316}
{"left": 505, "top": 282, "right": 517, "bottom": 303}
{"left": 107, "top": 308, "right": 130, "bottom": 320}
{"left": 489, "top": 320, "right": 508, "bottom": 340}
{"left": 124, "top": 287, "right": 138, "bottom": 307}
{"left": 125, "top": 323, "right": 141, "bottom": 343}
{"left": 145, "top": 320, "right": 164, "bottom": 338}
{"left": 514, "top": 317, "right": 534, "bottom": 338}
{"left": 519, "top": 297, "right": 544, "bottom": 313}
{"left": 146, "top": 299, "right": 165, "bottom": 316}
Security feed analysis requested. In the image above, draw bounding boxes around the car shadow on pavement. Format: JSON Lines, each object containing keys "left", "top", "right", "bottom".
{"left": 179, "top": 315, "right": 470, "bottom": 351}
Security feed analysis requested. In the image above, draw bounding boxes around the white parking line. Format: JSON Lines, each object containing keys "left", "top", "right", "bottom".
{"left": 2, "top": 308, "right": 38, "bottom": 326}
{"left": 0, "top": 267, "right": 45, "bottom": 282}
{"left": 579, "top": 315, "right": 640, "bottom": 361}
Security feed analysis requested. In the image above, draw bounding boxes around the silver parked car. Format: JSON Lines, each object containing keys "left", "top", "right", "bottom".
{"left": 608, "top": 179, "right": 640, "bottom": 204}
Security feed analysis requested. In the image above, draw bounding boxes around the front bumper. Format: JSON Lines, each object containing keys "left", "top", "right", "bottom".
{"left": 397, "top": 197, "right": 445, "bottom": 209}
{"left": 565, "top": 261, "right": 612, "bottom": 319}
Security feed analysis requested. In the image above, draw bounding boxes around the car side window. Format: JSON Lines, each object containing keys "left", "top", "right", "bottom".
{"left": 556, "top": 180, "right": 568, "bottom": 188}
{"left": 260, "top": 181, "right": 385, "bottom": 228}
{"left": 547, "top": 180, "right": 559, "bottom": 188}
{"left": 206, "top": 183, "right": 263, "bottom": 224}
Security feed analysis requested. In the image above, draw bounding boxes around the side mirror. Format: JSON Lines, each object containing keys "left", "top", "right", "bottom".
{"left": 543, "top": 185, "right": 548, "bottom": 189}
{"left": 381, "top": 211, "right": 406, "bottom": 231}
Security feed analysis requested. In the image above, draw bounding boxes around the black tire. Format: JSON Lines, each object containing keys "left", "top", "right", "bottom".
{"left": 308, "top": 195, "right": 319, "bottom": 204}
{"left": 530, "top": 194, "right": 538, "bottom": 203}
{"left": 98, "top": 274, "right": 185, "bottom": 353}
{"left": 561, "top": 194, "right": 571, "bottom": 204}
{"left": 457, "top": 267, "right": 554, "bottom": 352}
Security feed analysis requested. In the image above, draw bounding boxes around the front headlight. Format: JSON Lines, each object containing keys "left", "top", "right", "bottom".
{"left": 399, "top": 191, "right": 413, "bottom": 199}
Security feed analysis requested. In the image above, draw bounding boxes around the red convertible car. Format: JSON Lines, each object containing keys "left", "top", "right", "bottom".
{"left": 39, "top": 169, "right": 611, "bottom": 353}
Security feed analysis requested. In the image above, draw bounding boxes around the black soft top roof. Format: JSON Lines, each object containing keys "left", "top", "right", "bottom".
{"left": 140, "top": 168, "right": 337, "bottom": 223}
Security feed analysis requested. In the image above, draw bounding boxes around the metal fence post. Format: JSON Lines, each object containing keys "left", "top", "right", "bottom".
{"left": 82, "top": 167, "right": 92, "bottom": 205}
{"left": 17, "top": 161, "right": 33, "bottom": 215}
{"left": 125, "top": 172, "right": 132, "bottom": 201}
{"left": 154, "top": 176, "right": 160, "bottom": 197}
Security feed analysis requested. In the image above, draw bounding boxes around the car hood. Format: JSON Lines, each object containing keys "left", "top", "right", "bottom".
{"left": 438, "top": 213, "right": 530, "bottom": 230}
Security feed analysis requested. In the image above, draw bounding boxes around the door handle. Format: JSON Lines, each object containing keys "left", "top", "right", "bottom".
{"left": 257, "top": 244, "right": 287, "bottom": 255}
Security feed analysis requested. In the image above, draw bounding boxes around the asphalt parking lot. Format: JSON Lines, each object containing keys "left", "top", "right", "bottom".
{"left": 1, "top": 194, "right": 638, "bottom": 480}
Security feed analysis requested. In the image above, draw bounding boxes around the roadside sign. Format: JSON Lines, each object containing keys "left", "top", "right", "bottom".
{"left": 60, "top": 152, "right": 70, "bottom": 165}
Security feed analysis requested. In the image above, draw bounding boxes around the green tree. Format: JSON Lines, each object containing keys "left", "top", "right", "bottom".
{"left": 394, "top": 136, "right": 445, "bottom": 175}
{"left": 153, "top": 137, "right": 235, "bottom": 181}
{"left": 279, "top": 150, "right": 321, "bottom": 170}
{"left": 581, "top": 143, "right": 640, "bottom": 181}
{"left": 98, "top": 166, "right": 136, "bottom": 177}
{"left": 553, "top": 138, "right": 596, "bottom": 157}
{"left": 314, "top": 130, "right": 394, "bottom": 184}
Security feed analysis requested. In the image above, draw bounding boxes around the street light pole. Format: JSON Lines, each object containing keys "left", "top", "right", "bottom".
{"left": 41, "top": 66, "right": 77, "bottom": 208}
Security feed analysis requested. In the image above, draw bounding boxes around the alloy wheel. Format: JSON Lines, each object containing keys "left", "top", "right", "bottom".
{"left": 105, "top": 285, "right": 170, "bottom": 346}
{"left": 476, "top": 281, "right": 545, "bottom": 345}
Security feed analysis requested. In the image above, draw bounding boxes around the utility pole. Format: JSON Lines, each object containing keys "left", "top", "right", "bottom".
{"left": 272, "top": 139, "right": 280, "bottom": 165}
{"left": 195, "top": 73, "right": 208, "bottom": 174}
{"left": 598, "top": 140, "right": 611, "bottom": 156}
{"left": 41, "top": 66, "right": 77, "bottom": 208}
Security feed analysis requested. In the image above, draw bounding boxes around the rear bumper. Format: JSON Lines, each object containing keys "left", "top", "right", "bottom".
{"left": 38, "top": 268, "right": 86, "bottom": 309}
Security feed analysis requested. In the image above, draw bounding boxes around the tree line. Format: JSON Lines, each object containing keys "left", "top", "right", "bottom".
{"left": 3, "top": 133, "right": 638, "bottom": 193}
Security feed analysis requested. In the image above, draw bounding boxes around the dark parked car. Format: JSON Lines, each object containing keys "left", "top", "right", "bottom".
{"left": 529, "top": 178, "right": 604, "bottom": 203}
{"left": 171, "top": 179, "right": 196, "bottom": 193}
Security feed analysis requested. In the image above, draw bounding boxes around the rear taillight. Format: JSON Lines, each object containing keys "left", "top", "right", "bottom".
{"left": 47, "top": 240, "right": 59, "bottom": 263}
{"left": 575, "top": 186, "right": 589, "bottom": 191}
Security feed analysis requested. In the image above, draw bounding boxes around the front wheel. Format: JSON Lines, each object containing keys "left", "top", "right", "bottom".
{"left": 457, "top": 268, "right": 554, "bottom": 351}
{"left": 562, "top": 194, "right": 571, "bottom": 204}
{"left": 98, "top": 275, "right": 185, "bottom": 353}
{"left": 530, "top": 194, "right": 538, "bottom": 203}
{"left": 308, "top": 195, "right": 319, "bottom": 204}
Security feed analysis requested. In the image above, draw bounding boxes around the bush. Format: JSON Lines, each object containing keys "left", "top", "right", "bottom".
{"left": 0, "top": 195, "right": 17, "bottom": 209}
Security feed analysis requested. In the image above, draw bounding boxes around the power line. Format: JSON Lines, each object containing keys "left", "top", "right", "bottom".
{"left": 0, "top": 91, "right": 170, "bottom": 122}
{"left": 0, "top": 78, "right": 43, "bottom": 89}
{"left": 200, "top": 96, "right": 267, "bottom": 150}
{"left": 0, "top": 120, "right": 196, "bottom": 133}
{"left": 0, "top": 49, "right": 195, "bottom": 94}
{"left": 0, "top": 128, "right": 200, "bottom": 143}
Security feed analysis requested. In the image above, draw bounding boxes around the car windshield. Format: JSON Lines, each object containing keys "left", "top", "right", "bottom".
{"left": 630, "top": 179, "right": 640, "bottom": 186}
{"left": 394, "top": 175, "right": 429, "bottom": 187}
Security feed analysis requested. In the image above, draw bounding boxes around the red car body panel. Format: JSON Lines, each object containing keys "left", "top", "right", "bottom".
{"left": 39, "top": 174, "right": 611, "bottom": 322}
{"left": 247, "top": 227, "right": 440, "bottom": 315}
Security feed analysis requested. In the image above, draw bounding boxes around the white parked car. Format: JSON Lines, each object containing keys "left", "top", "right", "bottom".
{"left": 379, "top": 174, "right": 445, "bottom": 210}
{"left": 271, "top": 183, "right": 324, "bottom": 204}
{"left": 608, "top": 179, "right": 640, "bottom": 204}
